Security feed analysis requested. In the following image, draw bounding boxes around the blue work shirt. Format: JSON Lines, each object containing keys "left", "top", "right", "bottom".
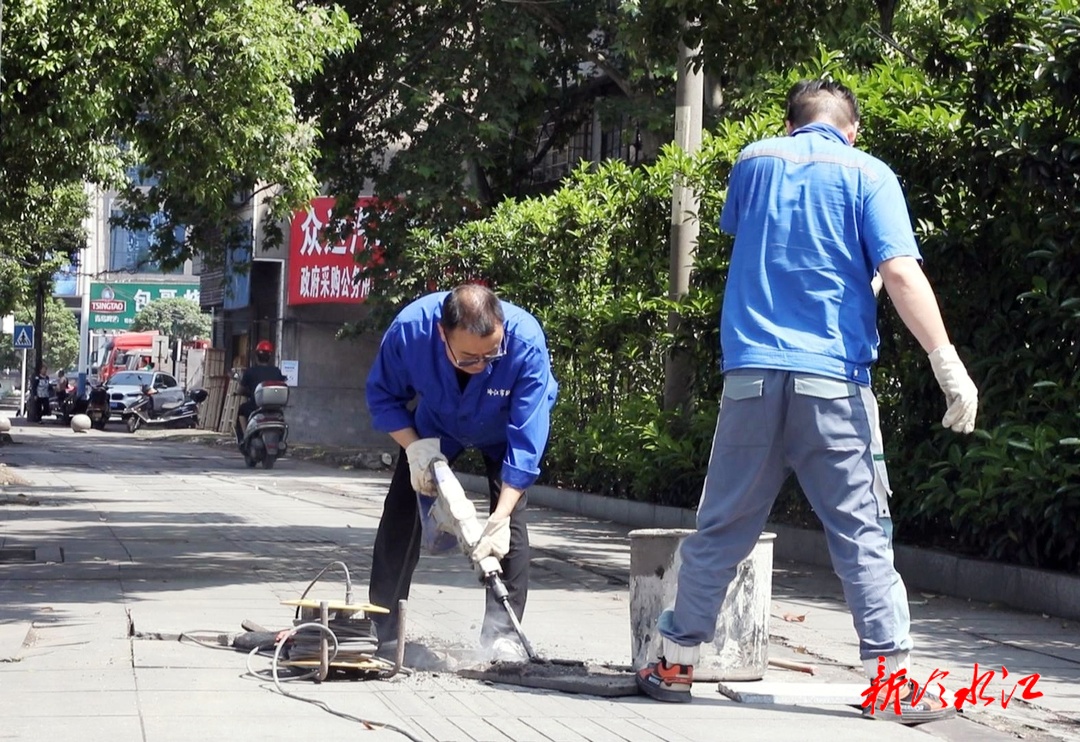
{"left": 719, "top": 122, "right": 922, "bottom": 384}
{"left": 365, "top": 292, "right": 558, "bottom": 490}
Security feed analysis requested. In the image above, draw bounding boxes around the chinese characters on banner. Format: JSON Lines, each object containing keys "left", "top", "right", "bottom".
{"left": 862, "top": 659, "right": 1043, "bottom": 716}
{"left": 287, "top": 196, "right": 384, "bottom": 306}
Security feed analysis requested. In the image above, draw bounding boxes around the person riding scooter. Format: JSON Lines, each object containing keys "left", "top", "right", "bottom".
{"left": 235, "top": 340, "right": 286, "bottom": 443}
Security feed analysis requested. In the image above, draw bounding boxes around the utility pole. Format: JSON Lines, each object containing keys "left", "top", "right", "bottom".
{"left": 33, "top": 275, "right": 46, "bottom": 375}
{"left": 662, "top": 24, "right": 703, "bottom": 415}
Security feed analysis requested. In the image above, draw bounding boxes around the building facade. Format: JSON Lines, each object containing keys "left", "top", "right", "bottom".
{"left": 200, "top": 195, "right": 385, "bottom": 447}
{"left": 74, "top": 184, "right": 204, "bottom": 379}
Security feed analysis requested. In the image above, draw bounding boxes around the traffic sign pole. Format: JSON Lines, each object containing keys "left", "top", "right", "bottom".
{"left": 19, "top": 348, "right": 26, "bottom": 418}
{"left": 12, "top": 323, "right": 35, "bottom": 418}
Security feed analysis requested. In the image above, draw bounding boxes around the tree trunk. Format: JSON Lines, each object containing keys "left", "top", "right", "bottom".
{"left": 34, "top": 277, "right": 46, "bottom": 375}
{"left": 663, "top": 28, "right": 703, "bottom": 417}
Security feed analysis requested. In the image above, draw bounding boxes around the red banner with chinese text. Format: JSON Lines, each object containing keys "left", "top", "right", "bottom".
{"left": 287, "top": 197, "right": 383, "bottom": 306}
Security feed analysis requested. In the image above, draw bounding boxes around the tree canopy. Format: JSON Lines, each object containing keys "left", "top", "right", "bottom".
{"left": 0, "top": 298, "right": 80, "bottom": 375}
{"left": 131, "top": 298, "right": 212, "bottom": 342}
{"left": 298, "top": 0, "right": 897, "bottom": 242}
{"left": 347, "top": 0, "right": 1080, "bottom": 572}
{"left": 0, "top": 0, "right": 359, "bottom": 274}
{"left": 0, "top": 182, "right": 89, "bottom": 316}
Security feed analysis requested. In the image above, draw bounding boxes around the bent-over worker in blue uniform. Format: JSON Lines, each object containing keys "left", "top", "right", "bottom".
{"left": 636, "top": 80, "right": 979, "bottom": 724}
{"left": 365, "top": 283, "right": 558, "bottom": 660}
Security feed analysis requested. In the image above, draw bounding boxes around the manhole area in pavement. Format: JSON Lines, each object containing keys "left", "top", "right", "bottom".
{"left": 0, "top": 546, "right": 64, "bottom": 564}
{"left": 457, "top": 660, "right": 638, "bottom": 697}
{"left": 0, "top": 548, "right": 37, "bottom": 563}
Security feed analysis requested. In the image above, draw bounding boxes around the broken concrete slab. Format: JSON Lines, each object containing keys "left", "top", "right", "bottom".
{"left": 718, "top": 681, "right": 868, "bottom": 706}
{"left": 458, "top": 661, "right": 639, "bottom": 697}
{"left": 0, "top": 620, "right": 33, "bottom": 661}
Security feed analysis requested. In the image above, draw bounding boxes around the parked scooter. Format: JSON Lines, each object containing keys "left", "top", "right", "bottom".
{"left": 126, "top": 385, "right": 208, "bottom": 433}
{"left": 238, "top": 380, "right": 289, "bottom": 469}
{"left": 86, "top": 383, "right": 112, "bottom": 430}
{"left": 56, "top": 383, "right": 87, "bottom": 425}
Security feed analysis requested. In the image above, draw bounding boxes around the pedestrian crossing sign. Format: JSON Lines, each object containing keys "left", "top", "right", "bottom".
{"left": 12, "top": 324, "right": 34, "bottom": 350}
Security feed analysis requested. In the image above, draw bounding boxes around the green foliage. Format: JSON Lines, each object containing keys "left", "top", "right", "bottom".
{"left": 356, "top": 151, "right": 728, "bottom": 504}
{"left": 358, "top": 1, "right": 1080, "bottom": 573}
{"left": 0, "top": 0, "right": 359, "bottom": 269}
{"left": 915, "top": 417, "right": 1080, "bottom": 570}
{"left": 131, "top": 298, "right": 212, "bottom": 342}
{"left": 0, "top": 299, "right": 80, "bottom": 374}
{"left": 851, "top": 2, "right": 1080, "bottom": 571}
{"left": 303, "top": 0, "right": 895, "bottom": 256}
{"left": 42, "top": 299, "right": 81, "bottom": 374}
{"left": 0, "top": 182, "right": 89, "bottom": 316}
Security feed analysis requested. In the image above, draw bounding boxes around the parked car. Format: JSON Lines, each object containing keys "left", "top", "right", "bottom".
{"left": 106, "top": 370, "right": 185, "bottom": 419}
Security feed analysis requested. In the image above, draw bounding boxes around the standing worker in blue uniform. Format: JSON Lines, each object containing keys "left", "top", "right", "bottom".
{"left": 636, "top": 80, "right": 978, "bottom": 723}
{"left": 365, "top": 283, "right": 558, "bottom": 660}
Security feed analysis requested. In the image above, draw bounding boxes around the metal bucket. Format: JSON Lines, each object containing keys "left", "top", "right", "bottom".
{"left": 629, "top": 529, "right": 775, "bottom": 681}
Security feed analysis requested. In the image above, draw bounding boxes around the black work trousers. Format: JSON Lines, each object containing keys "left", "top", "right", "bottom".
{"left": 369, "top": 448, "right": 529, "bottom": 645}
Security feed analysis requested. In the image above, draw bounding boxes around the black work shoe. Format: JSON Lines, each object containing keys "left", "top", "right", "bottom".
{"left": 862, "top": 680, "right": 957, "bottom": 724}
{"left": 636, "top": 659, "right": 693, "bottom": 703}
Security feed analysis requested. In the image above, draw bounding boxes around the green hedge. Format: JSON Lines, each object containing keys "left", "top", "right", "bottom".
{"left": 359, "top": 5, "right": 1080, "bottom": 572}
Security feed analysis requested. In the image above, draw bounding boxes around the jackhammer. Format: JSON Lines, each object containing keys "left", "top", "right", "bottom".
{"left": 428, "top": 460, "right": 540, "bottom": 661}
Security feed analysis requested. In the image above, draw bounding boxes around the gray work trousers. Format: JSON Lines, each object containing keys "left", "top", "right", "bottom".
{"left": 662, "top": 369, "right": 913, "bottom": 664}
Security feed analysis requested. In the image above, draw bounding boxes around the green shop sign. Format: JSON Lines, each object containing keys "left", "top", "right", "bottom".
{"left": 88, "top": 282, "right": 201, "bottom": 330}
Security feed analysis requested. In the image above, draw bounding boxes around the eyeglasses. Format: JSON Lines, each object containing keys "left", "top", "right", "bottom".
{"left": 446, "top": 336, "right": 507, "bottom": 369}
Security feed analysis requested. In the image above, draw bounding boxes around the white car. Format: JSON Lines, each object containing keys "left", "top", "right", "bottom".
{"left": 106, "top": 371, "right": 185, "bottom": 417}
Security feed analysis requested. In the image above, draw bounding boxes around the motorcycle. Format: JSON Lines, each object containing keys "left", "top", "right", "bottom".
{"left": 56, "top": 383, "right": 87, "bottom": 425}
{"left": 86, "top": 383, "right": 112, "bottom": 430}
{"left": 126, "top": 385, "right": 208, "bottom": 433}
{"left": 239, "top": 380, "right": 289, "bottom": 469}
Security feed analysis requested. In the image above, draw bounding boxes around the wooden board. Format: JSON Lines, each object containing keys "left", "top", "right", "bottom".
{"left": 281, "top": 599, "right": 390, "bottom": 614}
{"left": 280, "top": 659, "right": 389, "bottom": 671}
{"left": 203, "top": 348, "right": 226, "bottom": 378}
{"left": 217, "top": 375, "right": 242, "bottom": 434}
{"left": 200, "top": 375, "right": 229, "bottom": 431}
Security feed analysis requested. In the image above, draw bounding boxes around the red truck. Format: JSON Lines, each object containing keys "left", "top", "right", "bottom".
{"left": 93, "top": 331, "right": 161, "bottom": 383}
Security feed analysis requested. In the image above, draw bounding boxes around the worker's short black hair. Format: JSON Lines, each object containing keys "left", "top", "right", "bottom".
{"left": 785, "top": 79, "right": 860, "bottom": 130}
{"left": 440, "top": 284, "right": 504, "bottom": 337}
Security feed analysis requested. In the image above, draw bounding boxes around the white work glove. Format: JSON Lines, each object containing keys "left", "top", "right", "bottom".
{"left": 471, "top": 514, "right": 511, "bottom": 563}
{"left": 928, "top": 345, "right": 979, "bottom": 434}
{"left": 405, "top": 438, "right": 446, "bottom": 496}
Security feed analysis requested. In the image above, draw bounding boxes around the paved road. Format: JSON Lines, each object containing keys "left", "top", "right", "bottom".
{"left": 1, "top": 418, "right": 1078, "bottom": 741}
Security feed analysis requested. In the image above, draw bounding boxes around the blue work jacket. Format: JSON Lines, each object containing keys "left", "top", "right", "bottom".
{"left": 365, "top": 292, "right": 558, "bottom": 490}
{"left": 719, "top": 122, "right": 922, "bottom": 385}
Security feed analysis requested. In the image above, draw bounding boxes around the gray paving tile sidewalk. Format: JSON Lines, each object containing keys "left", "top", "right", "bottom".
{"left": 1, "top": 420, "right": 1078, "bottom": 741}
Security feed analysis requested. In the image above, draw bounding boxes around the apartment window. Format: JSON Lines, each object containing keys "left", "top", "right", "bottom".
{"left": 109, "top": 209, "right": 184, "bottom": 275}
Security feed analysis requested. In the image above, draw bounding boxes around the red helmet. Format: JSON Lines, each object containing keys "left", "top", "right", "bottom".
{"left": 255, "top": 340, "right": 274, "bottom": 353}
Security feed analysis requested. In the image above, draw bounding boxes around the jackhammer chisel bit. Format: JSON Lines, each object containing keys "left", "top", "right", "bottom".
{"left": 429, "top": 460, "right": 540, "bottom": 661}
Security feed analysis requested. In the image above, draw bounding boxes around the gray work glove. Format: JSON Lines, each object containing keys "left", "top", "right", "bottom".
{"left": 928, "top": 345, "right": 979, "bottom": 434}
{"left": 405, "top": 438, "right": 446, "bottom": 496}
{"left": 471, "top": 514, "right": 511, "bottom": 563}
